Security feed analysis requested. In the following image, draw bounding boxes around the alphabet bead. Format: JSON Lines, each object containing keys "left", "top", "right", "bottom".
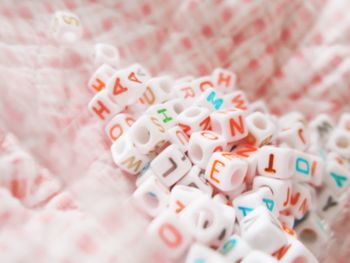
{"left": 324, "top": 155, "right": 350, "bottom": 195}
{"left": 277, "top": 236, "right": 318, "bottom": 263}
{"left": 146, "top": 104, "right": 178, "bottom": 129}
{"left": 211, "top": 108, "right": 248, "bottom": 143}
{"left": 150, "top": 144, "right": 192, "bottom": 187}
{"left": 129, "top": 115, "right": 169, "bottom": 155}
{"left": 133, "top": 176, "right": 170, "bottom": 218}
{"left": 219, "top": 234, "right": 251, "bottom": 262}
{"left": 177, "top": 106, "right": 211, "bottom": 137}
{"left": 178, "top": 165, "right": 213, "bottom": 196}
{"left": 290, "top": 183, "right": 312, "bottom": 219}
{"left": 278, "top": 213, "right": 295, "bottom": 229}
{"left": 278, "top": 122, "right": 309, "bottom": 150}
{"left": 257, "top": 146, "right": 295, "bottom": 179}
{"left": 195, "top": 88, "right": 225, "bottom": 112}
{"left": 278, "top": 112, "right": 306, "bottom": 129}
{"left": 104, "top": 113, "right": 135, "bottom": 142}
{"left": 169, "top": 185, "right": 204, "bottom": 214}
{"left": 240, "top": 206, "right": 288, "bottom": 254}
{"left": 164, "top": 98, "right": 188, "bottom": 116}
{"left": 326, "top": 129, "right": 350, "bottom": 158}
{"left": 243, "top": 112, "right": 276, "bottom": 147}
{"left": 188, "top": 131, "right": 227, "bottom": 169}
{"left": 148, "top": 211, "right": 192, "bottom": 259}
{"left": 88, "top": 64, "right": 116, "bottom": 93}
{"left": 186, "top": 243, "right": 230, "bottom": 263}
{"left": 191, "top": 76, "right": 215, "bottom": 94}
{"left": 241, "top": 250, "right": 278, "bottom": 263}
{"left": 174, "top": 80, "right": 197, "bottom": 102}
{"left": 93, "top": 43, "right": 120, "bottom": 68}
{"left": 205, "top": 152, "right": 248, "bottom": 192}
{"left": 232, "top": 144, "right": 259, "bottom": 184}
{"left": 293, "top": 151, "right": 324, "bottom": 186}
{"left": 110, "top": 134, "right": 150, "bottom": 175}
{"left": 309, "top": 114, "right": 334, "bottom": 144}
{"left": 315, "top": 187, "right": 341, "bottom": 218}
{"left": 180, "top": 195, "right": 235, "bottom": 247}
{"left": 223, "top": 90, "right": 249, "bottom": 111}
{"left": 141, "top": 76, "right": 176, "bottom": 105}
{"left": 88, "top": 89, "right": 123, "bottom": 123}
{"left": 253, "top": 176, "right": 292, "bottom": 211}
{"left": 212, "top": 68, "right": 237, "bottom": 94}
{"left": 167, "top": 125, "right": 190, "bottom": 153}
{"left": 51, "top": 11, "right": 82, "bottom": 43}
{"left": 232, "top": 187, "right": 278, "bottom": 221}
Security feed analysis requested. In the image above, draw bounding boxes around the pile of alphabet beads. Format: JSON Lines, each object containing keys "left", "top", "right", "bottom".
{"left": 87, "top": 43, "right": 350, "bottom": 262}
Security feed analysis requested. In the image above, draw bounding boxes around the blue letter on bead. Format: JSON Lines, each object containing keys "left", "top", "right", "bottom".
{"left": 330, "top": 172, "right": 348, "bottom": 188}
{"left": 238, "top": 206, "right": 254, "bottom": 217}
{"left": 262, "top": 198, "right": 275, "bottom": 212}
{"left": 296, "top": 157, "right": 310, "bottom": 176}
{"left": 220, "top": 238, "right": 237, "bottom": 255}
{"left": 207, "top": 91, "right": 224, "bottom": 110}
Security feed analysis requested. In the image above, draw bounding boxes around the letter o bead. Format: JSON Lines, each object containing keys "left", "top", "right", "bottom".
{"left": 105, "top": 113, "right": 135, "bottom": 142}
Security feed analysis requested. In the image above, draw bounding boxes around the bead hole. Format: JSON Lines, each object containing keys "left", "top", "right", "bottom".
{"left": 299, "top": 228, "right": 318, "bottom": 243}
{"left": 253, "top": 116, "right": 267, "bottom": 130}
{"left": 336, "top": 135, "right": 349, "bottom": 149}
{"left": 134, "top": 127, "right": 151, "bottom": 145}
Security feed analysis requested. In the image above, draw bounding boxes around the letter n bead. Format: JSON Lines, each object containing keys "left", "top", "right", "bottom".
{"left": 150, "top": 144, "right": 192, "bottom": 187}
{"left": 148, "top": 211, "right": 192, "bottom": 260}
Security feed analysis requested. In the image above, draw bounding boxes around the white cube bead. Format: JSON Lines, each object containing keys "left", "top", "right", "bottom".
{"left": 51, "top": 11, "right": 82, "bottom": 43}
{"left": 148, "top": 211, "right": 192, "bottom": 260}
{"left": 110, "top": 134, "right": 150, "bottom": 175}
{"left": 316, "top": 187, "right": 341, "bottom": 218}
{"left": 204, "top": 152, "right": 248, "bottom": 192}
{"left": 278, "top": 213, "right": 295, "bottom": 230}
{"left": 257, "top": 146, "right": 295, "bottom": 179}
{"left": 253, "top": 176, "right": 292, "bottom": 211}
{"left": 164, "top": 98, "right": 188, "bottom": 116}
{"left": 211, "top": 108, "right": 248, "bottom": 143}
{"left": 324, "top": 157, "right": 350, "bottom": 195}
{"left": 233, "top": 187, "right": 278, "bottom": 221}
{"left": 88, "top": 64, "right": 116, "bottom": 93}
{"left": 169, "top": 185, "right": 204, "bottom": 214}
{"left": 219, "top": 234, "right": 251, "bottom": 262}
{"left": 244, "top": 112, "right": 276, "bottom": 147}
{"left": 327, "top": 128, "right": 350, "bottom": 158}
{"left": 167, "top": 125, "right": 190, "bottom": 153}
{"left": 212, "top": 68, "right": 237, "bottom": 94}
{"left": 178, "top": 165, "right": 213, "bottom": 196}
{"left": 278, "top": 122, "right": 309, "bottom": 150}
{"left": 133, "top": 176, "right": 169, "bottom": 218}
{"left": 129, "top": 115, "right": 169, "bottom": 155}
{"left": 180, "top": 195, "right": 235, "bottom": 246}
{"left": 186, "top": 243, "right": 230, "bottom": 263}
{"left": 177, "top": 106, "right": 211, "bottom": 137}
{"left": 338, "top": 113, "right": 350, "bottom": 134}
{"left": 195, "top": 88, "right": 225, "bottom": 112}
{"left": 150, "top": 144, "right": 192, "bottom": 187}
{"left": 93, "top": 43, "right": 120, "bottom": 68}
{"left": 88, "top": 89, "right": 123, "bottom": 123}
{"left": 309, "top": 114, "right": 334, "bottom": 144}
{"left": 142, "top": 76, "right": 175, "bottom": 105}
{"left": 188, "top": 131, "right": 226, "bottom": 169}
{"left": 290, "top": 183, "right": 312, "bottom": 219}
{"left": 106, "top": 64, "right": 149, "bottom": 107}
{"left": 293, "top": 150, "right": 324, "bottom": 185}
{"left": 278, "top": 111, "right": 306, "bottom": 129}
{"left": 104, "top": 113, "right": 135, "bottom": 142}
{"left": 232, "top": 144, "right": 259, "bottom": 183}
{"left": 278, "top": 236, "right": 318, "bottom": 263}
{"left": 223, "top": 90, "right": 249, "bottom": 110}
{"left": 191, "top": 76, "right": 215, "bottom": 94}
{"left": 146, "top": 103, "right": 178, "bottom": 129}
{"left": 241, "top": 250, "right": 278, "bottom": 263}
{"left": 174, "top": 80, "right": 197, "bottom": 102}
{"left": 295, "top": 213, "right": 328, "bottom": 255}
{"left": 240, "top": 206, "right": 288, "bottom": 254}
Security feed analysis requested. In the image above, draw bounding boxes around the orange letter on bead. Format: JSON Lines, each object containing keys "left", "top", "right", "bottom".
{"left": 229, "top": 116, "right": 245, "bottom": 137}
{"left": 92, "top": 100, "right": 110, "bottom": 120}
{"left": 108, "top": 124, "right": 123, "bottom": 141}
{"left": 264, "top": 154, "right": 277, "bottom": 174}
{"left": 92, "top": 78, "right": 105, "bottom": 92}
{"left": 210, "top": 159, "right": 225, "bottom": 184}
{"left": 218, "top": 72, "right": 232, "bottom": 89}
{"left": 113, "top": 78, "right": 128, "bottom": 96}
{"left": 159, "top": 223, "right": 182, "bottom": 248}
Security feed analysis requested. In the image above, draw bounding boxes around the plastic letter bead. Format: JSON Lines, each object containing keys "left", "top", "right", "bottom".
{"left": 338, "top": 113, "right": 350, "bottom": 133}
{"left": 326, "top": 129, "right": 350, "bottom": 158}
{"left": 223, "top": 90, "right": 249, "bottom": 110}
{"left": 169, "top": 185, "right": 204, "bottom": 214}
{"left": 195, "top": 88, "right": 225, "bottom": 112}
{"left": 295, "top": 213, "right": 328, "bottom": 255}
{"left": 133, "top": 176, "right": 170, "bottom": 217}
{"left": 167, "top": 125, "right": 190, "bottom": 153}
{"left": 277, "top": 122, "right": 309, "bottom": 150}
{"left": 212, "top": 68, "right": 237, "bottom": 94}
{"left": 210, "top": 108, "right": 248, "bottom": 143}
{"left": 145, "top": 104, "right": 178, "bottom": 129}
{"left": 232, "top": 187, "right": 278, "bottom": 221}
{"left": 205, "top": 152, "right": 248, "bottom": 192}
{"left": 188, "top": 131, "right": 227, "bottom": 169}
{"left": 293, "top": 150, "right": 324, "bottom": 185}
{"left": 244, "top": 112, "right": 276, "bottom": 147}
{"left": 174, "top": 80, "right": 197, "bottom": 102}
{"left": 180, "top": 195, "right": 235, "bottom": 246}
{"left": 150, "top": 144, "right": 192, "bottom": 187}
{"left": 219, "top": 234, "right": 251, "bottom": 262}
{"left": 290, "top": 183, "right": 312, "bottom": 219}
{"left": 148, "top": 211, "right": 192, "bottom": 260}
{"left": 316, "top": 187, "right": 341, "bottom": 218}
{"left": 241, "top": 250, "right": 278, "bottom": 263}
{"left": 240, "top": 206, "right": 288, "bottom": 255}
{"left": 104, "top": 113, "right": 135, "bottom": 142}
{"left": 88, "top": 64, "right": 116, "bottom": 93}
{"left": 93, "top": 43, "right": 120, "bottom": 68}
{"left": 257, "top": 146, "right": 295, "bottom": 179}
{"left": 129, "top": 114, "right": 169, "bottom": 155}
{"left": 278, "top": 112, "right": 306, "bottom": 129}
{"left": 164, "top": 98, "right": 188, "bottom": 116}
{"left": 106, "top": 65, "right": 148, "bottom": 107}
{"left": 253, "top": 176, "right": 292, "bottom": 211}
{"left": 185, "top": 243, "right": 229, "bottom": 263}
{"left": 88, "top": 89, "right": 123, "bottom": 123}
{"left": 278, "top": 236, "right": 318, "bottom": 263}
{"left": 308, "top": 114, "right": 334, "bottom": 143}
{"left": 278, "top": 212, "right": 295, "bottom": 229}
{"left": 231, "top": 144, "right": 259, "bottom": 184}
{"left": 324, "top": 156, "right": 350, "bottom": 195}
{"left": 51, "top": 11, "right": 82, "bottom": 43}
{"left": 177, "top": 106, "right": 211, "bottom": 137}
{"left": 178, "top": 165, "right": 213, "bottom": 196}
{"left": 110, "top": 134, "right": 150, "bottom": 175}
{"left": 142, "top": 76, "right": 176, "bottom": 105}
{"left": 191, "top": 76, "right": 215, "bottom": 94}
